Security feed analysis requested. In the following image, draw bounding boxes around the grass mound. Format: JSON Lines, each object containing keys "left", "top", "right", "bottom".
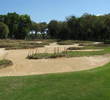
{"left": 0, "top": 62, "right": 110, "bottom": 100}
{"left": 0, "top": 59, "right": 13, "bottom": 69}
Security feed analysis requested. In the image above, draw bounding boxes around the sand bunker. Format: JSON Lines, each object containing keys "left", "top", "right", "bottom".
{"left": 0, "top": 43, "right": 109, "bottom": 76}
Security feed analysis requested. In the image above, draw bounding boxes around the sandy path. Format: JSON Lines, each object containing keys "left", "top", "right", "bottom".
{"left": 0, "top": 43, "right": 109, "bottom": 76}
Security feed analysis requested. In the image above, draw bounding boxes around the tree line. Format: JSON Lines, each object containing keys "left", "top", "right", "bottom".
{"left": 48, "top": 14, "right": 110, "bottom": 41}
{"left": 1, "top": 12, "right": 110, "bottom": 41}
{"left": 0, "top": 12, "right": 32, "bottom": 39}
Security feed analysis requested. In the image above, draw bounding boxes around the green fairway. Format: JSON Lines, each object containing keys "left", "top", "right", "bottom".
{"left": 0, "top": 62, "right": 110, "bottom": 100}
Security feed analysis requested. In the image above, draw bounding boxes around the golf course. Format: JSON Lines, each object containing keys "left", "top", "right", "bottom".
{"left": 1, "top": 0, "right": 110, "bottom": 99}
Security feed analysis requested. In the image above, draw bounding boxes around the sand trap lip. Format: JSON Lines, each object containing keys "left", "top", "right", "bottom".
{"left": 0, "top": 43, "right": 109, "bottom": 77}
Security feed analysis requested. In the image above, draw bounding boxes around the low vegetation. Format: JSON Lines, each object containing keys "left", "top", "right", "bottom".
{"left": 0, "top": 62, "right": 110, "bottom": 100}
{"left": 27, "top": 46, "right": 110, "bottom": 59}
{"left": 57, "top": 40, "right": 76, "bottom": 45}
{"left": 0, "top": 59, "right": 12, "bottom": 69}
{"left": 0, "top": 39, "right": 50, "bottom": 50}
{"left": 57, "top": 40, "right": 93, "bottom": 45}
{"left": 27, "top": 53, "right": 65, "bottom": 59}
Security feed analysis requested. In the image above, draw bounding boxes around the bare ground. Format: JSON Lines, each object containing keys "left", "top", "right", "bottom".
{"left": 0, "top": 43, "right": 109, "bottom": 76}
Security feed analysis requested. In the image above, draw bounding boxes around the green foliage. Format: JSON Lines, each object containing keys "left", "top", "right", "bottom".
{"left": 1, "top": 12, "right": 110, "bottom": 41}
{"left": 0, "top": 12, "right": 32, "bottom": 39}
{"left": 0, "top": 22, "right": 9, "bottom": 38}
{"left": 48, "top": 13, "right": 110, "bottom": 41}
{"left": 48, "top": 20, "right": 62, "bottom": 38}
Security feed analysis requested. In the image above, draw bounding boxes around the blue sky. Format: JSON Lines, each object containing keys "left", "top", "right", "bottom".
{"left": 0, "top": 0, "right": 110, "bottom": 22}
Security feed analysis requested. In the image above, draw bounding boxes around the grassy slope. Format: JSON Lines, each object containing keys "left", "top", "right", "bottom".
{"left": 0, "top": 63, "right": 110, "bottom": 100}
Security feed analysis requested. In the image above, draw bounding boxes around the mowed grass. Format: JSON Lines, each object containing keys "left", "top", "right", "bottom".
{"left": 0, "top": 63, "right": 110, "bottom": 100}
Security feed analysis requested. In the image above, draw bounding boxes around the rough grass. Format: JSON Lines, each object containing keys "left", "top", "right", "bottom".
{"left": 27, "top": 53, "right": 65, "bottom": 59}
{"left": 67, "top": 43, "right": 110, "bottom": 50}
{"left": 0, "top": 39, "right": 105, "bottom": 50}
{"left": 0, "top": 62, "right": 110, "bottom": 100}
{"left": 0, "top": 39, "right": 50, "bottom": 50}
{"left": 0, "top": 59, "right": 13, "bottom": 69}
{"left": 57, "top": 40, "right": 93, "bottom": 45}
{"left": 65, "top": 46, "right": 110, "bottom": 57}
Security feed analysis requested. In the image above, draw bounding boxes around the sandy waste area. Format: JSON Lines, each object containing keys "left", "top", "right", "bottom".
{"left": 0, "top": 43, "right": 109, "bottom": 76}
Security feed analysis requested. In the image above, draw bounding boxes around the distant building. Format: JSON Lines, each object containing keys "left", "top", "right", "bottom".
{"left": 29, "top": 28, "right": 48, "bottom": 35}
{"left": 29, "top": 30, "right": 36, "bottom": 34}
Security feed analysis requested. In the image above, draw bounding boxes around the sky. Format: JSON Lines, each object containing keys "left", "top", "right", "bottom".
{"left": 0, "top": 0, "right": 110, "bottom": 22}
